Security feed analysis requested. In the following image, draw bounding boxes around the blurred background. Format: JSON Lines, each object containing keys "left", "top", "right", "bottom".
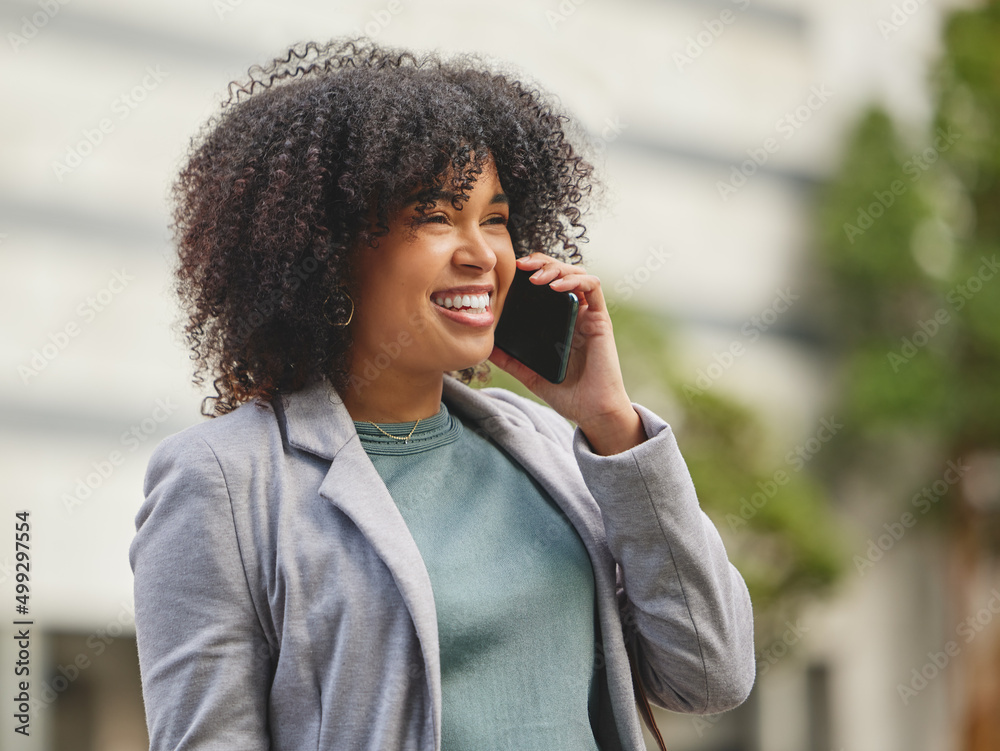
{"left": 2, "top": 0, "right": 999, "bottom": 749}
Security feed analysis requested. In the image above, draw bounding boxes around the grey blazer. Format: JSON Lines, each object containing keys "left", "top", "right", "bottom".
{"left": 130, "top": 376, "right": 754, "bottom": 750}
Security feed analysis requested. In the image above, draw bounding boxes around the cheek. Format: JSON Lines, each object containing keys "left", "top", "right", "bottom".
{"left": 494, "top": 254, "right": 517, "bottom": 319}
{"left": 496, "top": 239, "right": 517, "bottom": 281}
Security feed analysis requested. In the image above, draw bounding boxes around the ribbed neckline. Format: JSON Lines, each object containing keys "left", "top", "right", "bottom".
{"left": 354, "top": 403, "right": 463, "bottom": 455}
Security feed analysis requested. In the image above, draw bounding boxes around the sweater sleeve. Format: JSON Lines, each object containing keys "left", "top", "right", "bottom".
{"left": 129, "top": 432, "right": 273, "bottom": 750}
{"left": 572, "top": 404, "right": 756, "bottom": 714}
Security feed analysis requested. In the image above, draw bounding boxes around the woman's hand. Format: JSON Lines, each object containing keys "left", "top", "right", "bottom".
{"left": 489, "top": 253, "right": 646, "bottom": 456}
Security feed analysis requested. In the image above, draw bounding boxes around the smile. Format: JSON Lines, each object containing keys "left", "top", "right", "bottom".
{"left": 433, "top": 292, "right": 490, "bottom": 314}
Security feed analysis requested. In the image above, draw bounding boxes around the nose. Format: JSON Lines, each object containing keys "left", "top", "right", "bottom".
{"left": 452, "top": 225, "right": 499, "bottom": 274}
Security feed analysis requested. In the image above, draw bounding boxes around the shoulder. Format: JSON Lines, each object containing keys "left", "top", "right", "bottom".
{"left": 143, "top": 398, "right": 281, "bottom": 492}
{"left": 135, "top": 397, "right": 289, "bottom": 559}
{"left": 150, "top": 399, "right": 278, "bottom": 454}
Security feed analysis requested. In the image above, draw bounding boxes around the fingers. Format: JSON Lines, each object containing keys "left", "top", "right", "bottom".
{"left": 516, "top": 253, "right": 583, "bottom": 283}
{"left": 516, "top": 253, "right": 606, "bottom": 312}
{"left": 516, "top": 252, "right": 560, "bottom": 269}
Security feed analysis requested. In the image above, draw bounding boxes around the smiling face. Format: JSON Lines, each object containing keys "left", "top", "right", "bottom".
{"left": 347, "top": 159, "right": 516, "bottom": 387}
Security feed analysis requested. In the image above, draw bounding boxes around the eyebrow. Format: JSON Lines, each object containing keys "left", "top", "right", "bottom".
{"left": 408, "top": 189, "right": 509, "bottom": 206}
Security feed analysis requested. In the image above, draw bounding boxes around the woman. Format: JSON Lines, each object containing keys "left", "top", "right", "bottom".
{"left": 130, "top": 37, "right": 755, "bottom": 750}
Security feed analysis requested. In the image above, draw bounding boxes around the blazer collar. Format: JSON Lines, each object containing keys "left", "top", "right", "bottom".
{"left": 276, "top": 375, "right": 536, "bottom": 460}
{"left": 275, "top": 375, "right": 610, "bottom": 563}
{"left": 275, "top": 378, "right": 356, "bottom": 460}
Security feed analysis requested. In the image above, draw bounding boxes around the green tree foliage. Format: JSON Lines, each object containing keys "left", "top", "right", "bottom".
{"left": 817, "top": 0, "right": 1000, "bottom": 488}
{"left": 934, "top": 0, "right": 1000, "bottom": 450}
{"left": 815, "top": 6, "right": 1000, "bottom": 743}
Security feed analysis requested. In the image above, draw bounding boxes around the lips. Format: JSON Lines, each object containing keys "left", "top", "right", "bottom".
{"left": 430, "top": 287, "right": 494, "bottom": 327}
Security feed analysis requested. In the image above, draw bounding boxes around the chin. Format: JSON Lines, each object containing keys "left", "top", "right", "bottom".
{"left": 446, "top": 358, "right": 488, "bottom": 374}
{"left": 444, "top": 347, "right": 493, "bottom": 375}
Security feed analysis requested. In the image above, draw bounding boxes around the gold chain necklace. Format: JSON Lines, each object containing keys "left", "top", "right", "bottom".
{"left": 366, "top": 418, "right": 421, "bottom": 444}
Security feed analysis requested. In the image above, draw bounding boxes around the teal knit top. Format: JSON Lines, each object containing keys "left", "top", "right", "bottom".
{"left": 355, "top": 403, "right": 602, "bottom": 750}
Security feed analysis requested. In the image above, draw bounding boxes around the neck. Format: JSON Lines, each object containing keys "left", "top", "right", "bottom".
{"left": 341, "top": 368, "right": 445, "bottom": 423}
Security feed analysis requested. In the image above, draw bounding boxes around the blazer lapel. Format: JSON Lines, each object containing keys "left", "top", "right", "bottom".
{"left": 277, "top": 379, "right": 442, "bottom": 745}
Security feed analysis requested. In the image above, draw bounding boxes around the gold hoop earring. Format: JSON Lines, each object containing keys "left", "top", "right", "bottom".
{"left": 325, "top": 289, "right": 354, "bottom": 327}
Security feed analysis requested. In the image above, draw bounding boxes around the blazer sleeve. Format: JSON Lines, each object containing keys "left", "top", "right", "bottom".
{"left": 572, "top": 404, "right": 756, "bottom": 714}
{"left": 130, "top": 432, "right": 272, "bottom": 750}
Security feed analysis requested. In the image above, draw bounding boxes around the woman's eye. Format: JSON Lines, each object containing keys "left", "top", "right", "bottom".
{"left": 420, "top": 214, "right": 448, "bottom": 224}
{"left": 484, "top": 215, "right": 508, "bottom": 226}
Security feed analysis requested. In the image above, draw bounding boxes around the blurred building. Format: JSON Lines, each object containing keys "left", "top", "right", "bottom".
{"left": 0, "top": 0, "right": 970, "bottom": 749}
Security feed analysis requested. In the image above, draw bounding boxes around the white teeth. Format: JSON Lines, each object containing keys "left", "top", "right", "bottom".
{"left": 434, "top": 293, "right": 490, "bottom": 312}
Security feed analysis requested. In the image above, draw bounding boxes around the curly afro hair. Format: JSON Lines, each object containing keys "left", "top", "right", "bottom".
{"left": 172, "top": 36, "right": 598, "bottom": 416}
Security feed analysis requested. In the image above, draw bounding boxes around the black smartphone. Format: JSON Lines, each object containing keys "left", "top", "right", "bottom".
{"left": 494, "top": 267, "right": 579, "bottom": 384}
